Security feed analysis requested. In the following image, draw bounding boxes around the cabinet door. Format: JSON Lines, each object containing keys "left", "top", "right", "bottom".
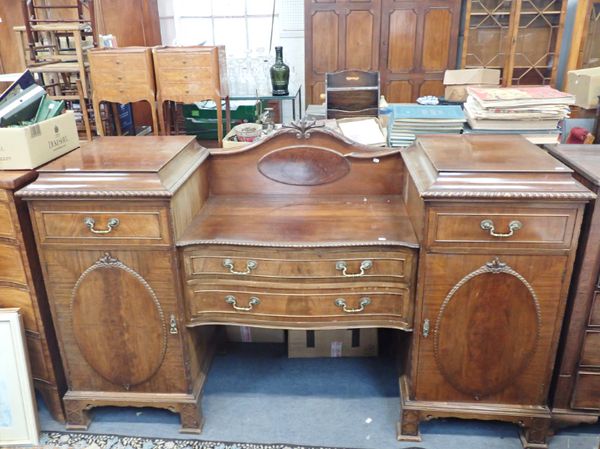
{"left": 305, "top": 0, "right": 381, "bottom": 104}
{"left": 380, "top": 0, "right": 461, "bottom": 102}
{"left": 42, "top": 249, "right": 187, "bottom": 393}
{"left": 414, "top": 253, "right": 568, "bottom": 405}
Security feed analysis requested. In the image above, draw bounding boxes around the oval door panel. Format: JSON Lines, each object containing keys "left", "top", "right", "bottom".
{"left": 71, "top": 254, "right": 167, "bottom": 388}
{"left": 258, "top": 147, "right": 351, "bottom": 185}
{"left": 434, "top": 259, "right": 541, "bottom": 399}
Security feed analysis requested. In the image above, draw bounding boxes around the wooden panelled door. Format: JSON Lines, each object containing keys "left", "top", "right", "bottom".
{"left": 305, "top": 0, "right": 461, "bottom": 104}
{"left": 305, "top": 0, "right": 382, "bottom": 104}
{"left": 379, "top": 0, "right": 461, "bottom": 102}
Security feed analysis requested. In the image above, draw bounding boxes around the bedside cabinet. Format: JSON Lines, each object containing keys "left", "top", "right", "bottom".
{"left": 0, "top": 171, "right": 66, "bottom": 423}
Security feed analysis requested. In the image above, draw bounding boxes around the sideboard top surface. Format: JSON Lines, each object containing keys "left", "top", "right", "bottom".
{"left": 546, "top": 144, "right": 600, "bottom": 188}
{"left": 403, "top": 135, "right": 595, "bottom": 201}
{"left": 0, "top": 170, "right": 37, "bottom": 190}
{"left": 420, "top": 135, "right": 572, "bottom": 173}
{"left": 18, "top": 136, "right": 207, "bottom": 199}
{"left": 38, "top": 136, "right": 197, "bottom": 173}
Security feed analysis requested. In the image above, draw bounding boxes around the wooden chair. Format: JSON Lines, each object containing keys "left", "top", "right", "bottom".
{"left": 152, "top": 46, "right": 231, "bottom": 146}
{"left": 88, "top": 47, "right": 159, "bottom": 136}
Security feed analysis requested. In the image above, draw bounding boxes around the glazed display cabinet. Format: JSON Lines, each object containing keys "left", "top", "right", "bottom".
{"left": 461, "top": 0, "right": 567, "bottom": 86}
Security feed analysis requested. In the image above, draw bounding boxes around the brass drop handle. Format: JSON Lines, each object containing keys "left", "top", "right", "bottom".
{"left": 336, "top": 260, "right": 373, "bottom": 277}
{"left": 83, "top": 217, "right": 119, "bottom": 234}
{"left": 223, "top": 258, "right": 257, "bottom": 275}
{"left": 335, "top": 297, "right": 371, "bottom": 313}
{"left": 480, "top": 219, "right": 522, "bottom": 238}
{"left": 225, "top": 295, "right": 260, "bottom": 312}
{"left": 169, "top": 314, "right": 178, "bottom": 335}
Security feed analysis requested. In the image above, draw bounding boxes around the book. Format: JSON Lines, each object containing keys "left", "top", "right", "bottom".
{"left": 464, "top": 106, "right": 560, "bottom": 131}
{"left": 467, "top": 86, "right": 575, "bottom": 108}
{"left": 337, "top": 117, "right": 386, "bottom": 146}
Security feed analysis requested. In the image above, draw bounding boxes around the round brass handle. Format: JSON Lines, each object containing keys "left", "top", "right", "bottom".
{"left": 335, "top": 260, "right": 373, "bottom": 277}
{"left": 83, "top": 217, "right": 120, "bottom": 234}
{"left": 223, "top": 258, "right": 258, "bottom": 275}
{"left": 335, "top": 297, "right": 371, "bottom": 313}
{"left": 224, "top": 295, "right": 260, "bottom": 312}
{"left": 480, "top": 219, "right": 522, "bottom": 238}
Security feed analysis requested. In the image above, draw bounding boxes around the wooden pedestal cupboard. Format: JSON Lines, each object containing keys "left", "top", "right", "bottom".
{"left": 545, "top": 144, "right": 600, "bottom": 427}
{"left": 0, "top": 171, "right": 66, "bottom": 423}
{"left": 17, "top": 131, "right": 594, "bottom": 448}
{"left": 304, "top": 0, "right": 462, "bottom": 104}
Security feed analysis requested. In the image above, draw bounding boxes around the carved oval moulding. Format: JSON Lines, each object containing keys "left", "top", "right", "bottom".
{"left": 433, "top": 258, "right": 541, "bottom": 399}
{"left": 70, "top": 253, "right": 167, "bottom": 389}
{"left": 258, "top": 146, "right": 351, "bottom": 186}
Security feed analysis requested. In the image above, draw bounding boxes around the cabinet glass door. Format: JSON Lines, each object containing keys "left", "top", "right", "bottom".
{"left": 511, "top": 0, "right": 564, "bottom": 85}
{"left": 581, "top": 1, "right": 600, "bottom": 68}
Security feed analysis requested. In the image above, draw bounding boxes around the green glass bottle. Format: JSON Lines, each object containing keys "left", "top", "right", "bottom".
{"left": 270, "top": 46, "right": 290, "bottom": 96}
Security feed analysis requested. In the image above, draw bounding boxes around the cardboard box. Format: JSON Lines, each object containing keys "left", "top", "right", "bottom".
{"left": 443, "top": 69, "right": 501, "bottom": 102}
{"left": 0, "top": 111, "right": 79, "bottom": 169}
{"left": 225, "top": 325, "right": 285, "bottom": 343}
{"left": 288, "top": 328, "right": 378, "bottom": 358}
{"left": 567, "top": 67, "right": 600, "bottom": 110}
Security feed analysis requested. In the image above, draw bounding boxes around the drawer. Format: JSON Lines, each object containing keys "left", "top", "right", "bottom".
{"left": 92, "top": 69, "right": 152, "bottom": 88}
{"left": 590, "top": 292, "right": 600, "bottom": 327}
{"left": 95, "top": 83, "right": 156, "bottom": 103}
{"left": 33, "top": 204, "right": 171, "bottom": 245}
{"left": 0, "top": 190, "right": 8, "bottom": 202}
{"left": 581, "top": 331, "right": 600, "bottom": 367}
{"left": 26, "top": 333, "right": 49, "bottom": 381}
{"left": 153, "top": 52, "right": 214, "bottom": 70}
{"left": 427, "top": 206, "right": 577, "bottom": 249}
{"left": 0, "top": 287, "right": 36, "bottom": 330}
{"left": 0, "top": 201, "right": 15, "bottom": 239}
{"left": 187, "top": 286, "right": 412, "bottom": 327}
{"left": 158, "top": 82, "right": 215, "bottom": 100}
{"left": 184, "top": 247, "right": 415, "bottom": 282}
{"left": 571, "top": 371, "right": 600, "bottom": 411}
{"left": 157, "top": 68, "right": 214, "bottom": 84}
{"left": 0, "top": 243, "right": 27, "bottom": 285}
{"left": 90, "top": 52, "right": 151, "bottom": 72}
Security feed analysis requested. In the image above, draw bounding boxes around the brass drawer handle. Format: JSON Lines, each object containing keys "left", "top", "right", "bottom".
{"left": 225, "top": 295, "right": 260, "bottom": 312}
{"left": 335, "top": 260, "right": 373, "bottom": 277}
{"left": 83, "top": 217, "right": 119, "bottom": 234}
{"left": 480, "top": 219, "right": 522, "bottom": 238}
{"left": 335, "top": 297, "right": 371, "bottom": 313}
{"left": 223, "top": 258, "right": 258, "bottom": 275}
{"left": 422, "top": 318, "right": 430, "bottom": 338}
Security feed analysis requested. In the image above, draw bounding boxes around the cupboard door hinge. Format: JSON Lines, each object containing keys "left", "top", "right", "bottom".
{"left": 169, "top": 314, "right": 179, "bottom": 335}
{"left": 422, "top": 318, "right": 430, "bottom": 338}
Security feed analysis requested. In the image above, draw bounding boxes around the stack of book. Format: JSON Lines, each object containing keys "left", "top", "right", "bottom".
{"left": 388, "top": 104, "right": 466, "bottom": 147}
{"left": 463, "top": 86, "right": 575, "bottom": 145}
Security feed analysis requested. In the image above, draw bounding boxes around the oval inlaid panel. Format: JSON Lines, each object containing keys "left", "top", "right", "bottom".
{"left": 71, "top": 256, "right": 166, "bottom": 388}
{"left": 434, "top": 270, "right": 540, "bottom": 399}
{"left": 258, "top": 147, "right": 351, "bottom": 186}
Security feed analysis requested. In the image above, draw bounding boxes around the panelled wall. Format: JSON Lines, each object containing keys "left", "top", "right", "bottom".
{"left": 305, "top": 0, "right": 461, "bottom": 104}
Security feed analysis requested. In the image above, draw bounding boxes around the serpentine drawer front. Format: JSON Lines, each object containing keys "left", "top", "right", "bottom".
{"left": 427, "top": 206, "right": 578, "bottom": 249}
{"left": 186, "top": 287, "right": 411, "bottom": 327}
{"left": 31, "top": 203, "right": 171, "bottom": 245}
{"left": 182, "top": 245, "right": 416, "bottom": 330}
{"left": 183, "top": 247, "right": 414, "bottom": 281}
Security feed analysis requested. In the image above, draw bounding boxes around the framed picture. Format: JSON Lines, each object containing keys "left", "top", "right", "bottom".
{"left": 0, "top": 308, "right": 39, "bottom": 446}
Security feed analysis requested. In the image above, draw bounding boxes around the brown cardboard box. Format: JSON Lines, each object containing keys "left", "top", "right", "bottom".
{"left": 567, "top": 67, "right": 600, "bottom": 110}
{"left": 225, "top": 325, "right": 285, "bottom": 343}
{"left": 0, "top": 111, "right": 79, "bottom": 169}
{"left": 443, "top": 69, "right": 501, "bottom": 102}
{"left": 288, "top": 328, "right": 378, "bottom": 358}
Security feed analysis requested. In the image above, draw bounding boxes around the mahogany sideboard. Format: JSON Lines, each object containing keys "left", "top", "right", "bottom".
{"left": 17, "top": 130, "right": 594, "bottom": 448}
{"left": 0, "top": 171, "right": 66, "bottom": 423}
{"left": 545, "top": 144, "right": 600, "bottom": 427}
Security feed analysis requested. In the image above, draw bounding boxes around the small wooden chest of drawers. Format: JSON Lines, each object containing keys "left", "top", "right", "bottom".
{"left": 546, "top": 144, "right": 600, "bottom": 423}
